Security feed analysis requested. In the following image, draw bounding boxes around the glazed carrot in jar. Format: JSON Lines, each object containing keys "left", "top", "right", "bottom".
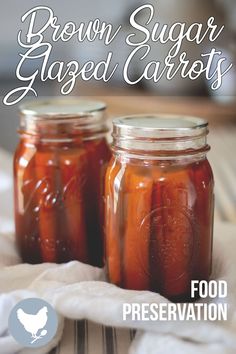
{"left": 122, "top": 167, "right": 152, "bottom": 290}
{"left": 84, "top": 138, "right": 111, "bottom": 266}
{"left": 150, "top": 167, "right": 195, "bottom": 300}
{"left": 14, "top": 98, "right": 110, "bottom": 265}
{"left": 105, "top": 157, "right": 123, "bottom": 285}
{"left": 106, "top": 163, "right": 153, "bottom": 290}
{"left": 190, "top": 159, "right": 214, "bottom": 283}
{"left": 14, "top": 139, "right": 41, "bottom": 263}
{"left": 59, "top": 146, "right": 88, "bottom": 263}
{"left": 34, "top": 147, "right": 59, "bottom": 262}
{"left": 105, "top": 115, "right": 214, "bottom": 302}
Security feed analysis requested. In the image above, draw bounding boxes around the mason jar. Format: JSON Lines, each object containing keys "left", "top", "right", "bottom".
{"left": 14, "top": 98, "right": 111, "bottom": 266}
{"left": 105, "top": 115, "right": 214, "bottom": 301}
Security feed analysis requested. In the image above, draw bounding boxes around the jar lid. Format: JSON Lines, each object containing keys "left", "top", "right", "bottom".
{"left": 113, "top": 115, "right": 208, "bottom": 138}
{"left": 112, "top": 115, "right": 209, "bottom": 156}
{"left": 19, "top": 98, "right": 108, "bottom": 139}
{"left": 19, "top": 98, "right": 106, "bottom": 119}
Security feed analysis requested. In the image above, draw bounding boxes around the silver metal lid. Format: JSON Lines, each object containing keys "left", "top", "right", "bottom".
{"left": 112, "top": 115, "right": 209, "bottom": 156}
{"left": 18, "top": 98, "right": 108, "bottom": 139}
{"left": 113, "top": 115, "right": 208, "bottom": 138}
{"left": 19, "top": 98, "right": 106, "bottom": 119}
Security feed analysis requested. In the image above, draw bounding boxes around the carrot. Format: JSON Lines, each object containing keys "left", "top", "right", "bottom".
{"left": 84, "top": 138, "right": 111, "bottom": 266}
{"left": 93, "top": 139, "right": 111, "bottom": 242}
{"left": 191, "top": 160, "right": 214, "bottom": 283}
{"left": 122, "top": 166, "right": 153, "bottom": 290}
{"left": 151, "top": 165, "right": 194, "bottom": 300}
{"left": 105, "top": 158, "right": 123, "bottom": 285}
{"left": 14, "top": 141, "right": 29, "bottom": 260}
{"left": 35, "top": 146, "right": 58, "bottom": 262}
{"left": 14, "top": 140, "right": 41, "bottom": 263}
{"left": 149, "top": 171, "right": 163, "bottom": 293}
{"left": 59, "top": 147, "right": 88, "bottom": 263}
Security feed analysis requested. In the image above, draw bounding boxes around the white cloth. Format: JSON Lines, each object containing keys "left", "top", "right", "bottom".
{"left": 1, "top": 223, "right": 236, "bottom": 354}
{"left": 0, "top": 148, "right": 236, "bottom": 354}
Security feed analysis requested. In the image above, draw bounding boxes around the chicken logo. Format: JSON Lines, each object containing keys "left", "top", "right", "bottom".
{"left": 8, "top": 298, "right": 58, "bottom": 348}
{"left": 17, "top": 306, "right": 48, "bottom": 344}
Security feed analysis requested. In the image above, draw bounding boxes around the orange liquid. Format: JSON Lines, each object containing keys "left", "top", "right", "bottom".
{"left": 105, "top": 157, "right": 214, "bottom": 301}
{"left": 14, "top": 137, "right": 111, "bottom": 266}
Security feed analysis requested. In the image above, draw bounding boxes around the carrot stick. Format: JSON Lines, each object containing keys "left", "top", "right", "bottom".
{"left": 14, "top": 141, "right": 41, "bottom": 263}
{"left": 191, "top": 160, "right": 214, "bottom": 282}
{"left": 59, "top": 147, "right": 88, "bottom": 263}
{"left": 151, "top": 166, "right": 193, "bottom": 300}
{"left": 14, "top": 141, "right": 30, "bottom": 260}
{"left": 93, "top": 139, "right": 111, "bottom": 243}
{"left": 84, "top": 138, "right": 111, "bottom": 266}
{"left": 35, "top": 147, "right": 58, "bottom": 262}
{"left": 22, "top": 150, "right": 42, "bottom": 263}
{"left": 149, "top": 174, "right": 163, "bottom": 293}
{"left": 105, "top": 158, "right": 123, "bottom": 285}
{"left": 123, "top": 166, "right": 153, "bottom": 290}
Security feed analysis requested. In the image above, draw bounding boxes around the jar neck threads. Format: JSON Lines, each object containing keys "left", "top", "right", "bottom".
{"left": 19, "top": 98, "right": 108, "bottom": 142}
{"left": 112, "top": 115, "right": 210, "bottom": 160}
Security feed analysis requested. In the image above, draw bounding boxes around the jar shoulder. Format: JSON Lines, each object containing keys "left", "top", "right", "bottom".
{"left": 14, "top": 137, "right": 111, "bottom": 167}
{"left": 105, "top": 157, "right": 214, "bottom": 189}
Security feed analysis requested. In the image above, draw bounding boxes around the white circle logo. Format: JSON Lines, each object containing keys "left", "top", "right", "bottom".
{"left": 8, "top": 298, "right": 58, "bottom": 348}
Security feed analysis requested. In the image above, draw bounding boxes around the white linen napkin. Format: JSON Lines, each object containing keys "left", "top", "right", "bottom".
{"left": 0, "top": 148, "right": 236, "bottom": 354}
{"left": 0, "top": 223, "right": 236, "bottom": 354}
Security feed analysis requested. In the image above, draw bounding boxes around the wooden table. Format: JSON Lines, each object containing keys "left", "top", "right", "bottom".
{"left": 74, "top": 84, "right": 236, "bottom": 125}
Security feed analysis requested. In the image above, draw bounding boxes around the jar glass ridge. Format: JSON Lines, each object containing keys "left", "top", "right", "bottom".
{"left": 112, "top": 114, "right": 210, "bottom": 159}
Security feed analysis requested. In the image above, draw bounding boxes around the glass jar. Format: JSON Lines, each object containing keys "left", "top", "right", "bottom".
{"left": 105, "top": 115, "right": 214, "bottom": 302}
{"left": 14, "top": 98, "right": 111, "bottom": 266}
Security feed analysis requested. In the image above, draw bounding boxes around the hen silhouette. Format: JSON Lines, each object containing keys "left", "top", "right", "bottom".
{"left": 17, "top": 306, "right": 48, "bottom": 340}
